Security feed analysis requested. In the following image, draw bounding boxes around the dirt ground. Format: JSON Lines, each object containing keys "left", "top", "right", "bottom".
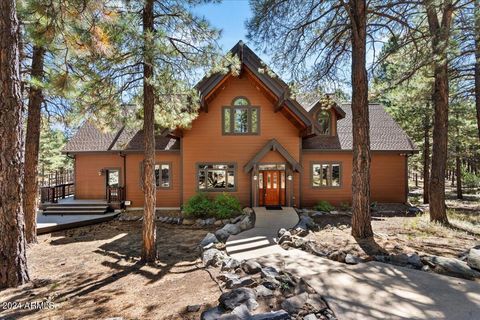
{"left": 309, "top": 186, "right": 480, "bottom": 262}
{"left": 0, "top": 220, "right": 221, "bottom": 320}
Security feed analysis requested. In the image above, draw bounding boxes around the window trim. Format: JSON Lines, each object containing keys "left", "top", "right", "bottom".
{"left": 155, "top": 162, "right": 172, "bottom": 189}
{"left": 310, "top": 161, "right": 343, "bottom": 189}
{"left": 316, "top": 109, "right": 331, "bottom": 136}
{"left": 139, "top": 161, "right": 173, "bottom": 190}
{"left": 222, "top": 97, "right": 260, "bottom": 135}
{"left": 195, "top": 162, "right": 238, "bottom": 192}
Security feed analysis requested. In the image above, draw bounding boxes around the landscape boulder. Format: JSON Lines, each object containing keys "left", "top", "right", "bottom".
{"left": 202, "top": 248, "right": 227, "bottom": 267}
{"left": 221, "top": 257, "right": 241, "bottom": 271}
{"left": 422, "top": 255, "right": 480, "bottom": 280}
{"left": 250, "top": 310, "right": 290, "bottom": 320}
{"left": 345, "top": 253, "right": 360, "bottom": 265}
{"left": 218, "top": 287, "right": 258, "bottom": 311}
{"left": 242, "top": 260, "right": 262, "bottom": 274}
{"left": 467, "top": 248, "right": 480, "bottom": 271}
{"left": 239, "top": 215, "right": 252, "bottom": 231}
{"left": 182, "top": 218, "right": 195, "bottom": 225}
{"left": 260, "top": 266, "right": 279, "bottom": 279}
{"left": 200, "top": 233, "right": 219, "bottom": 248}
{"left": 226, "top": 276, "right": 256, "bottom": 289}
{"left": 243, "top": 207, "right": 254, "bottom": 215}
{"left": 223, "top": 223, "right": 242, "bottom": 235}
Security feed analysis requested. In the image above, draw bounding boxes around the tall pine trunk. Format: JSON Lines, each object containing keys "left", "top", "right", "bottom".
{"left": 455, "top": 119, "right": 463, "bottom": 199}
{"left": 475, "top": 0, "right": 480, "bottom": 142}
{"left": 23, "top": 45, "right": 45, "bottom": 244}
{"left": 0, "top": 0, "right": 30, "bottom": 288}
{"left": 423, "top": 109, "right": 430, "bottom": 204}
{"left": 350, "top": 0, "right": 373, "bottom": 238}
{"left": 425, "top": 1, "right": 452, "bottom": 224}
{"left": 142, "top": 0, "right": 156, "bottom": 262}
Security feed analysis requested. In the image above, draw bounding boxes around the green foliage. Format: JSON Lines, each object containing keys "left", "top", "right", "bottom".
{"left": 339, "top": 202, "right": 351, "bottom": 211}
{"left": 213, "top": 193, "right": 242, "bottom": 219}
{"left": 39, "top": 121, "right": 72, "bottom": 173}
{"left": 183, "top": 193, "right": 242, "bottom": 219}
{"left": 183, "top": 193, "right": 214, "bottom": 218}
{"left": 463, "top": 171, "right": 480, "bottom": 189}
{"left": 314, "top": 200, "right": 334, "bottom": 212}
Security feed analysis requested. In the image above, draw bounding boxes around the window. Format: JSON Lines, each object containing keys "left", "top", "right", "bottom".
{"left": 198, "top": 163, "right": 236, "bottom": 191}
{"left": 155, "top": 163, "right": 171, "bottom": 188}
{"left": 312, "top": 163, "right": 341, "bottom": 187}
{"left": 317, "top": 110, "right": 331, "bottom": 135}
{"left": 223, "top": 97, "right": 259, "bottom": 135}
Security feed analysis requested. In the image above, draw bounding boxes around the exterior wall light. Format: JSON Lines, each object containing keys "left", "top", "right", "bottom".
{"left": 98, "top": 169, "right": 105, "bottom": 176}
{"left": 287, "top": 175, "right": 293, "bottom": 181}
{"left": 253, "top": 175, "right": 258, "bottom": 181}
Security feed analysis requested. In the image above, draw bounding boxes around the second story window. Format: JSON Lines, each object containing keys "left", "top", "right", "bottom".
{"left": 223, "top": 97, "right": 259, "bottom": 135}
{"left": 317, "top": 110, "right": 331, "bottom": 135}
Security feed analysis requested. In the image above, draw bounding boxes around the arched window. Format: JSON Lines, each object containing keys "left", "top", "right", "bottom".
{"left": 223, "top": 97, "right": 259, "bottom": 135}
{"left": 317, "top": 110, "right": 331, "bottom": 135}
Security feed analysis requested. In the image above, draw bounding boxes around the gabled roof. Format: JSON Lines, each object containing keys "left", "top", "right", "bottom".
{"left": 244, "top": 139, "right": 302, "bottom": 173}
{"left": 196, "top": 41, "right": 313, "bottom": 129}
{"left": 63, "top": 122, "right": 179, "bottom": 153}
{"left": 302, "top": 104, "right": 417, "bottom": 152}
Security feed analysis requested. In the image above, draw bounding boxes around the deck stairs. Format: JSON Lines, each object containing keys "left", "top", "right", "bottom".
{"left": 42, "top": 203, "right": 111, "bottom": 216}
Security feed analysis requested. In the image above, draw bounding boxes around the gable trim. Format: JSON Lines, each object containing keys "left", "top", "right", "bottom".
{"left": 244, "top": 139, "right": 302, "bottom": 173}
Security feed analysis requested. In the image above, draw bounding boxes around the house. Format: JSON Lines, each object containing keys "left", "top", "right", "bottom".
{"left": 61, "top": 41, "right": 416, "bottom": 210}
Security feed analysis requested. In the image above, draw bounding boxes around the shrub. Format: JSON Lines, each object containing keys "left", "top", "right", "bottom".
{"left": 183, "top": 193, "right": 214, "bottom": 218}
{"left": 314, "top": 200, "right": 334, "bottom": 212}
{"left": 213, "top": 193, "right": 242, "bottom": 219}
{"left": 339, "top": 201, "right": 351, "bottom": 211}
{"left": 463, "top": 171, "right": 480, "bottom": 189}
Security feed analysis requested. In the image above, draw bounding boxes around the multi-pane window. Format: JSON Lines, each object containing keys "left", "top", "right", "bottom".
{"left": 223, "top": 97, "right": 259, "bottom": 135}
{"left": 317, "top": 110, "right": 331, "bottom": 135}
{"left": 155, "top": 163, "right": 171, "bottom": 188}
{"left": 312, "top": 163, "right": 341, "bottom": 187}
{"left": 198, "top": 164, "right": 236, "bottom": 191}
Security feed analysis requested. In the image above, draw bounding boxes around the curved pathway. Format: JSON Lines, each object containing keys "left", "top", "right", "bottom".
{"left": 225, "top": 207, "right": 298, "bottom": 261}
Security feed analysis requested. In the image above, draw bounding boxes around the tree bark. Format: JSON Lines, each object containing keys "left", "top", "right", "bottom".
{"left": 423, "top": 110, "right": 430, "bottom": 204}
{"left": 475, "top": 0, "right": 480, "bottom": 142}
{"left": 455, "top": 151, "right": 463, "bottom": 199}
{"left": 349, "top": 0, "right": 373, "bottom": 239}
{"left": 142, "top": 0, "right": 156, "bottom": 263}
{"left": 0, "top": 0, "right": 30, "bottom": 288}
{"left": 23, "top": 45, "right": 45, "bottom": 244}
{"left": 425, "top": 0, "right": 453, "bottom": 224}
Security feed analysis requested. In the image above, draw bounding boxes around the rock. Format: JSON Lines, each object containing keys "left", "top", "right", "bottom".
{"left": 239, "top": 216, "right": 252, "bottom": 231}
{"left": 345, "top": 253, "right": 360, "bottom": 265}
{"left": 197, "top": 219, "right": 206, "bottom": 226}
{"left": 222, "top": 257, "right": 241, "bottom": 271}
{"left": 407, "top": 253, "right": 423, "bottom": 269}
{"left": 218, "top": 272, "right": 240, "bottom": 282}
{"left": 215, "top": 229, "right": 231, "bottom": 242}
{"left": 231, "top": 215, "right": 243, "bottom": 224}
{"left": 261, "top": 266, "right": 279, "bottom": 279}
{"left": 214, "top": 220, "right": 224, "bottom": 226}
{"left": 243, "top": 207, "right": 254, "bottom": 215}
{"left": 250, "top": 310, "right": 290, "bottom": 320}
{"left": 218, "top": 287, "right": 257, "bottom": 311}
{"left": 187, "top": 304, "right": 201, "bottom": 312}
{"left": 408, "top": 206, "right": 423, "bottom": 214}
{"left": 226, "top": 276, "right": 256, "bottom": 289}
{"left": 276, "top": 273, "right": 296, "bottom": 288}
{"left": 422, "top": 255, "right": 480, "bottom": 280}
{"left": 278, "top": 232, "right": 292, "bottom": 245}
{"left": 230, "top": 304, "right": 251, "bottom": 318}
{"left": 311, "top": 211, "right": 328, "bottom": 218}
{"left": 202, "top": 248, "right": 227, "bottom": 267}
{"left": 262, "top": 276, "right": 281, "bottom": 290}
{"left": 223, "top": 223, "right": 242, "bottom": 235}
{"left": 255, "top": 284, "right": 274, "bottom": 298}
{"left": 292, "top": 237, "right": 308, "bottom": 248}
{"left": 278, "top": 228, "right": 287, "bottom": 237}
{"left": 205, "top": 218, "right": 216, "bottom": 225}
{"left": 242, "top": 260, "right": 262, "bottom": 274}
{"left": 328, "top": 251, "right": 346, "bottom": 263}
{"left": 200, "top": 306, "right": 225, "bottom": 320}
{"left": 182, "top": 218, "right": 195, "bottom": 225}
{"left": 200, "top": 233, "right": 219, "bottom": 248}
{"left": 390, "top": 253, "right": 409, "bottom": 266}
{"left": 303, "top": 314, "right": 318, "bottom": 320}
{"left": 467, "top": 248, "right": 480, "bottom": 271}
{"left": 281, "top": 292, "right": 308, "bottom": 315}
{"left": 303, "top": 242, "right": 326, "bottom": 257}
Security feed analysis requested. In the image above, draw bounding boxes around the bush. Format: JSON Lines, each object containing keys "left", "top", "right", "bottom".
{"left": 213, "top": 193, "right": 242, "bottom": 219}
{"left": 314, "top": 200, "right": 334, "bottom": 212}
{"left": 339, "top": 201, "right": 351, "bottom": 211}
{"left": 183, "top": 193, "right": 214, "bottom": 218}
{"left": 463, "top": 171, "right": 480, "bottom": 189}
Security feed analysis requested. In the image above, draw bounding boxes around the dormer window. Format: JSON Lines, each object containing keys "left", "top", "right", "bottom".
{"left": 317, "top": 110, "right": 330, "bottom": 135}
{"left": 223, "top": 97, "right": 259, "bottom": 135}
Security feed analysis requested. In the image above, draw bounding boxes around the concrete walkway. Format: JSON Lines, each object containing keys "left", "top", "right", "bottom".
{"left": 256, "top": 249, "right": 480, "bottom": 319}
{"left": 225, "top": 207, "right": 298, "bottom": 260}
{"left": 225, "top": 207, "right": 480, "bottom": 319}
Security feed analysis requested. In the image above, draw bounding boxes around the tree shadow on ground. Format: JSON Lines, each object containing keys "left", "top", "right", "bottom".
{"left": 354, "top": 237, "right": 389, "bottom": 256}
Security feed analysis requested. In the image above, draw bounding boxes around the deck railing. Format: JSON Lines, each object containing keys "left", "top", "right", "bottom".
{"left": 107, "top": 186, "right": 125, "bottom": 203}
{"left": 40, "top": 183, "right": 75, "bottom": 203}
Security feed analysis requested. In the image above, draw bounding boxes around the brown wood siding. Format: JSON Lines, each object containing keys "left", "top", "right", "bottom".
{"left": 182, "top": 76, "right": 301, "bottom": 207}
{"left": 300, "top": 152, "right": 407, "bottom": 207}
{"left": 74, "top": 152, "right": 181, "bottom": 207}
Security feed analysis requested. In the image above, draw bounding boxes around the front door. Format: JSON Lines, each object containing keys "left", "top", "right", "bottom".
{"left": 260, "top": 170, "right": 285, "bottom": 206}
{"left": 105, "top": 169, "right": 120, "bottom": 199}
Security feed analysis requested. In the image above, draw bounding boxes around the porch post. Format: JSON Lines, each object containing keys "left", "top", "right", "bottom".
{"left": 251, "top": 164, "right": 259, "bottom": 207}
{"left": 287, "top": 167, "right": 293, "bottom": 207}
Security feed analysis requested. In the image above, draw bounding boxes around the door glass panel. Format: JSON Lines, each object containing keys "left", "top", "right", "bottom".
{"left": 107, "top": 170, "right": 119, "bottom": 187}
{"left": 259, "top": 173, "right": 263, "bottom": 189}
{"left": 281, "top": 171, "right": 285, "bottom": 189}
{"left": 273, "top": 173, "right": 277, "bottom": 188}
{"left": 267, "top": 173, "right": 271, "bottom": 189}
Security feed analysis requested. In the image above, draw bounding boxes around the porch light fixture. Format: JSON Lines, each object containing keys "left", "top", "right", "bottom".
{"left": 287, "top": 175, "right": 293, "bottom": 181}
{"left": 98, "top": 169, "right": 105, "bottom": 176}
{"left": 253, "top": 175, "right": 258, "bottom": 181}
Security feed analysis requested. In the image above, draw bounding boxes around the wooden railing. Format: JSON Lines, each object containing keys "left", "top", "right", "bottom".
{"left": 40, "top": 183, "right": 75, "bottom": 203}
{"left": 40, "top": 169, "right": 74, "bottom": 187}
{"left": 107, "top": 186, "right": 125, "bottom": 203}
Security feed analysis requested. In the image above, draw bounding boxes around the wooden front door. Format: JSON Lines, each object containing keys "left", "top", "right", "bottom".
{"left": 259, "top": 170, "right": 285, "bottom": 206}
